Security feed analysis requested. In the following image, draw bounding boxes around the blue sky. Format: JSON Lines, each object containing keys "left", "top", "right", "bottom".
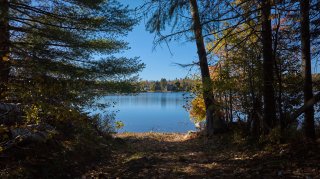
{"left": 116, "top": 1, "right": 320, "bottom": 81}
{"left": 118, "top": 0, "right": 198, "bottom": 81}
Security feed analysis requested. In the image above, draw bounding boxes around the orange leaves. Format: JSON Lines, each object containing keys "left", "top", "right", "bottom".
{"left": 2, "top": 53, "right": 9, "bottom": 61}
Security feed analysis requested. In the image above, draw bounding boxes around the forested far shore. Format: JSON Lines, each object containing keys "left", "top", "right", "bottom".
{"left": 138, "top": 78, "right": 194, "bottom": 92}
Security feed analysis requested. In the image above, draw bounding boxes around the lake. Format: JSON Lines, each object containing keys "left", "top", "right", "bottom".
{"left": 97, "top": 92, "right": 196, "bottom": 133}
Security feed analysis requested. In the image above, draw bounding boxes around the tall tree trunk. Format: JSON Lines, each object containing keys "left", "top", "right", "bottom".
{"left": 189, "top": 0, "right": 225, "bottom": 136}
{"left": 225, "top": 44, "right": 233, "bottom": 123}
{"left": 229, "top": 90, "right": 233, "bottom": 123}
{"left": 261, "top": 0, "right": 276, "bottom": 133}
{"left": 273, "top": 13, "right": 285, "bottom": 132}
{"left": 251, "top": 97, "right": 262, "bottom": 137}
{"left": 300, "top": 0, "right": 315, "bottom": 139}
{"left": 0, "top": 0, "right": 10, "bottom": 99}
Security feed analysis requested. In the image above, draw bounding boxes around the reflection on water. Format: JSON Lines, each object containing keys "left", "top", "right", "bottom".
{"left": 99, "top": 92, "right": 195, "bottom": 132}
{"left": 104, "top": 92, "right": 187, "bottom": 108}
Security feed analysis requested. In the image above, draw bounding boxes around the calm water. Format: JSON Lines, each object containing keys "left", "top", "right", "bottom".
{"left": 98, "top": 92, "right": 195, "bottom": 132}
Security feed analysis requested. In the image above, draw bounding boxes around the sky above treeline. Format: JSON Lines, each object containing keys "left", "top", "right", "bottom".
{"left": 116, "top": 0, "right": 320, "bottom": 81}
{"left": 118, "top": 0, "right": 197, "bottom": 81}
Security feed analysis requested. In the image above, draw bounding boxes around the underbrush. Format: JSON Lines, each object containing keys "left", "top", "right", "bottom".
{"left": 225, "top": 122, "right": 319, "bottom": 151}
{"left": 0, "top": 113, "right": 116, "bottom": 178}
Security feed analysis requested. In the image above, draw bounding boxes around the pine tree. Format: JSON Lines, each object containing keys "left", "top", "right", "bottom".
{"left": 144, "top": 0, "right": 228, "bottom": 136}
{"left": 0, "top": 0, "right": 144, "bottom": 120}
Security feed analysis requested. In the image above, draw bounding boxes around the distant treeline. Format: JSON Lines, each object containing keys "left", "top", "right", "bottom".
{"left": 139, "top": 78, "right": 194, "bottom": 92}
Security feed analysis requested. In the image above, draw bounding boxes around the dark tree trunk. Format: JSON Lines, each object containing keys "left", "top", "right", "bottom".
{"left": 277, "top": 61, "right": 285, "bottom": 131}
{"left": 226, "top": 44, "right": 233, "bottom": 123}
{"left": 251, "top": 97, "right": 262, "bottom": 137}
{"left": 248, "top": 55, "right": 261, "bottom": 137}
{"left": 0, "top": 0, "right": 10, "bottom": 99}
{"left": 300, "top": 0, "right": 315, "bottom": 139}
{"left": 261, "top": 0, "right": 276, "bottom": 133}
{"left": 273, "top": 15, "right": 285, "bottom": 132}
{"left": 290, "top": 92, "right": 320, "bottom": 122}
{"left": 229, "top": 90, "right": 233, "bottom": 123}
{"left": 189, "top": 0, "right": 225, "bottom": 136}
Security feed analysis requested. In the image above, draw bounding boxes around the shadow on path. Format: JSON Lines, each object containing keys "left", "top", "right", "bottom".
{"left": 84, "top": 133, "right": 320, "bottom": 178}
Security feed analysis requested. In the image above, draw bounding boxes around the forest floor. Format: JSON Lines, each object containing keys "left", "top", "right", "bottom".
{"left": 83, "top": 132, "right": 320, "bottom": 178}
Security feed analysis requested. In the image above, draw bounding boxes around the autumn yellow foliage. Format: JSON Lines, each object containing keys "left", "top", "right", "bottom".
{"left": 189, "top": 96, "right": 206, "bottom": 123}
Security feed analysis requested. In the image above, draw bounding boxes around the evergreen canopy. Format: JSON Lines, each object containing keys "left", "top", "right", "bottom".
{"left": 0, "top": 0, "right": 144, "bottom": 118}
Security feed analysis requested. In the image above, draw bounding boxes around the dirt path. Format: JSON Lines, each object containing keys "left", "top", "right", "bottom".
{"left": 83, "top": 132, "right": 320, "bottom": 178}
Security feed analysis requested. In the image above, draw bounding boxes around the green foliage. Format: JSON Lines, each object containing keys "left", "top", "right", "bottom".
{"left": 24, "top": 104, "right": 41, "bottom": 124}
{"left": 154, "top": 82, "right": 161, "bottom": 91}
{"left": 150, "top": 83, "right": 156, "bottom": 92}
{"left": 160, "top": 78, "right": 167, "bottom": 91}
{"left": 0, "top": 2, "right": 144, "bottom": 176}
{"left": 139, "top": 78, "right": 194, "bottom": 92}
{"left": 0, "top": 114, "right": 115, "bottom": 178}
{"left": 258, "top": 125, "right": 304, "bottom": 147}
{"left": 1, "top": 0, "right": 145, "bottom": 126}
{"left": 232, "top": 130, "right": 248, "bottom": 145}
{"left": 115, "top": 121, "right": 125, "bottom": 130}
{"left": 145, "top": 0, "right": 189, "bottom": 34}
{"left": 90, "top": 114, "right": 116, "bottom": 135}
{"left": 259, "top": 127, "right": 283, "bottom": 145}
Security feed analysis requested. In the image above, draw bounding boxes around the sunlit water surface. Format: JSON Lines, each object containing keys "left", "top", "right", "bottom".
{"left": 95, "top": 92, "right": 195, "bottom": 133}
